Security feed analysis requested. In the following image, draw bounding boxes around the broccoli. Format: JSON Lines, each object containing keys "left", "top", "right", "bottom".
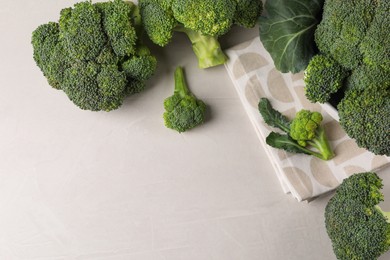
{"left": 302, "top": 0, "right": 389, "bottom": 155}
{"left": 32, "top": 0, "right": 157, "bottom": 111}
{"left": 304, "top": 54, "right": 348, "bottom": 103}
{"left": 325, "top": 172, "right": 390, "bottom": 260}
{"left": 337, "top": 85, "right": 390, "bottom": 156}
{"left": 163, "top": 67, "right": 206, "bottom": 132}
{"left": 139, "top": 0, "right": 263, "bottom": 68}
{"left": 258, "top": 98, "right": 334, "bottom": 160}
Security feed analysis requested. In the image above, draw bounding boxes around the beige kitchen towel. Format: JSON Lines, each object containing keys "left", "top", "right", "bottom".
{"left": 225, "top": 37, "right": 390, "bottom": 201}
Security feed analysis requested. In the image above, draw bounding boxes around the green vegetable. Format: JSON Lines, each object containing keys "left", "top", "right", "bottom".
{"left": 31, "top": 0, "right": 157, "bottom": 111}
{"left": 139, "top": 0, "right": 263, "bottom": 68}
{"left": 304, "top": 54, "right": 348, "bottom": 103}
{"left": 258, "top": 0, "right": 324, "bottom": 73}
{"left": 337, "top": 85, "right": 390, "bottom": 156}
{"left": 163, "top": 67, "right": 206, "bottom": 132}
{"left": 258, "top": 98, "right": 334, "bottom": 160}
{"left": 303, "top": 0, "right": 389, "bottom": 156}
{"left": 325, "top": 172, "right": 390, "bottom": 260}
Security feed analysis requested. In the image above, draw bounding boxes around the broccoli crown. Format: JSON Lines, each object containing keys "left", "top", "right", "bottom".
{"left": 289, "top": 110, "right": 323, "bottom": 147}
{"left": 325, "top": 172, "right": 390, "bottom": 260}
{"left": 315, "top": 0, "right": 389, "bottom": 70}
{"left": 304, "top": 54, "right": 348, "bottom": 103}
{"left": 172, "top": 0, "right": 236, "bottom": 37}
{"left": 337, "top": 85, "right": 390, "bottom": 156}
{"left": 32, "top": 0, "right": 157, "bottom": 111}
{"left": 139, "top": 0, "right": 262, "bottom": 68}
{"left": 163, "top": 67, "right": 206, "bottom": 132}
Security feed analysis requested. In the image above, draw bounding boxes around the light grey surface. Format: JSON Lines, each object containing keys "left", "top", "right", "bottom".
{"left": 0, "top": 1, "right": 389, "bottom": 259}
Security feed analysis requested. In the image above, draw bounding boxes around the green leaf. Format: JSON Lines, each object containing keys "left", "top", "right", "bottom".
{"left": 259, "top": 0, "right": 324, "bottom": 73}
{"left": 266, "top": 132, "right": 310, "bottom": 155}
{"left": 258, "top": 98, "right": 290, "bottom": 133}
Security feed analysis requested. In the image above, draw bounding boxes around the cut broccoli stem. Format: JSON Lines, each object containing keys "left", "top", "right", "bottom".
{"left": 174, "top": 66, "right": 190, "bottom": 97}
{"left": 306, "top": 127, "right": 335, "bottom": 160}
{"left": 176, "top": 25, "right": 228, "bottom": 69}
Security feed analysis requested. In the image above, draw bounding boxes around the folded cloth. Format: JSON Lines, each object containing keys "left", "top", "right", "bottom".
{"left": 224, "top": 37, "right": 390, "bottom": 202}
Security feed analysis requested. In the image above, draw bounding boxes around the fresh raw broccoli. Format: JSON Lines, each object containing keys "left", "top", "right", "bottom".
{"left": 325, "top": 172, "right": 390, "bottom": 260}
{"left": 302, "top": 0, "right": 389, "bottom": 155}
{"left": 32, "top": 0, "right": 157, "bottom": 111}
{"left": 163, "top": 67, "right": 206, "bottom": 132}
{"left": 304, "top": 54, "right": 348, "bottom": 103}
{"left": 337, "top": 85, "right": 390, "bottom": 156}
{"left": 315, "top": 0, "right": 389, "bottom": 70}
{"left": 139, "top": 0, "right": 263, "bottom": 68}
{"left": 258, "top": 98, "right": 334, "bottom": 160}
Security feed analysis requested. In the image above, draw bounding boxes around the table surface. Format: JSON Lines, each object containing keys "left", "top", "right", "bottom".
{"left": 1, "top": 1, "right": 389, "bottom": 259}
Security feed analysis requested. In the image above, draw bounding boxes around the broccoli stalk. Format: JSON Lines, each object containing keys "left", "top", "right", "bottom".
{"left": 139, "top": 0, "right": 263, "bottom": 69}
{"left": 163, "top": 67, "right": 206, "bottom": 132}
{"left": 258, "top": 98, "right": 334, "bottom": 160}
{"left": 175, "top": 25, "right": 228, "bottom": 69}
{"left": 325, "top": 172, "right": 390, "bottom": 260}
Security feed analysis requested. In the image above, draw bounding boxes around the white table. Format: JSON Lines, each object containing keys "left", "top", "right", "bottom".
{"left": 1, "top": 1, "right": 389, "bottom": 259}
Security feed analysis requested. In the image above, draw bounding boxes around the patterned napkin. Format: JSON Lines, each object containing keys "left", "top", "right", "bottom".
{"left": 225, "top": 37, "right": 390, "bottom": 201}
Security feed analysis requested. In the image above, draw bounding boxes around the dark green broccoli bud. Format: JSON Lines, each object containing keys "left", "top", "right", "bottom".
{"left": 304, "top": 54, "right": 348, "bottom": 103}
{"left": 325, "top": 172, "right": 390, "bottom": 260}
{"left": 62, "top": 62, "right": 126, "bottom": 111}
{"left": 360, "top": 0, "right": 390, "bottom": 69}
{"left": 233, "top": 0, "right": 263, "bottom": 28}
{"left": 345, "top": 64, "right": 390, "bottom": 92}
{"left": 31, "top": 0, "right": 157, "bottom": 112}
{"left": 337, "top": 85, "right": 390, "bottom": 156}
{"left": 31, "top": 22, "right": 70, "bottom": 89}
{"left": 163, "top": 67, "right": 206, "bottom": 132}
{"left": 139, "top": 0, "right": 263, "bottom": 68}
{"left": 98, "top": 0, "right": 137, "bottom": 56}
{"left": 139, "top": 1, "right": 176, "bottom": 46}
{"left": 258, "top": 98, "right": 334, "bottom": 160}
{"left": 59, "top": 1, "right": 107, "bottom": 61}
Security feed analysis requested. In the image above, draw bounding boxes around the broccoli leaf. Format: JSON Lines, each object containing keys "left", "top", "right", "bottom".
{"left": 259, "top": 0, "right": 324, "bottom": 73}
{"left": 266, "top": 132, "right": 311, "bottom": 155}
{"left": 258, "top": 98, "right": 290, "bottom": 133}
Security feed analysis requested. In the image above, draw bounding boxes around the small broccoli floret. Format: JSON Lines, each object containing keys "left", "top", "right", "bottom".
{"left": 163, "top": 67, "right": 206, "bottom": 132}
{"left": 289, "top": 110, "right": 334, "bottom": 160}
{"left": 325, "top": 172, "right": 390, "bottom": 260}
{"left": 233, "top": 0, "right": 263, "bottom": 28}
{"left": 139, "top": 0, "right": 263, "bottom": 68}
{"left": 31, "top": 0, "right": 157, "bottom": 111}
{"left": 258, "top": 98, "right": 334, "bottom": 160}
{"left": 337, "top": 85, "right": 390, "bottom": 156}
{"left": 304, "top": 54, "right": 348, "bottom": 103}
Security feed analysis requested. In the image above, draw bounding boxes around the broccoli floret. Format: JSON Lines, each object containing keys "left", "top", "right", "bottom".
{"left": 233, "top": 0, "right": 263, "bottom": 28}
{"left": 337, "top": 85, "right": 390, "bottom": 156}
{"left": 139, "top": 0, "right": 263, "bottom": 68}
{"left": 258, "top": 98, "right": 334, "bottom": 160}
{"left": 163, "top": 67, "right": 206, "bottom": 132}
{"left": 304, "top": 54, "right": 348, "bottom": 103}
{"left": 31, "top": 0, "right": 157, "bottom": 111}
{"left": 345, "top": 64, "right": 390, "bottom": 92}
{"left": 325, "top": 172, "right": 390, "bottom": 260}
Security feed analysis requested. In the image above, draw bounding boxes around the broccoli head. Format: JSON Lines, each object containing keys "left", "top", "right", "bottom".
{"left": 258, "top": 98, "right": 334, "bottom": 160}
{"left": 139, "top": 0, "right": 263, "bottom": 68}
{"left": 325, "top": 172, "right": 390, "bottom": 260}
{"left": 304, "top": 54, "right": 348, "bottom": 103}
{"left": 163, "top": 67, "right": 206, "bottom": 132}
{"left": 337, "top": 85, "right": 390, "bottom": 156}
{"left": 32, "top": 0, "right": 157, "bottom": 112}
{"left": 315, "top": 0, "right": 389, "bottom": 70}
